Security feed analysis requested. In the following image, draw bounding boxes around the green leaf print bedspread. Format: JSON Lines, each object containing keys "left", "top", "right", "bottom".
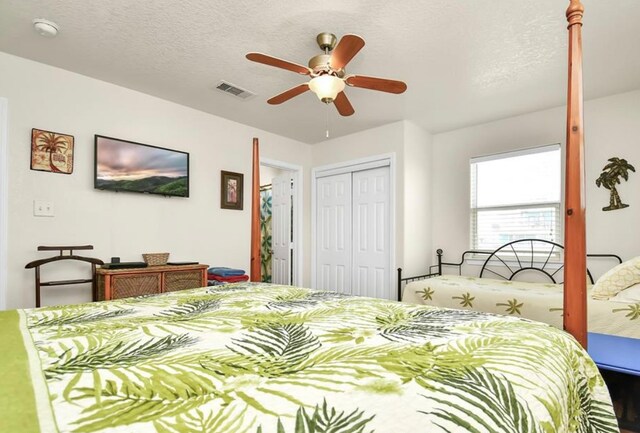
{"left": 0, "top": 283, "right": 618, "bottom": 433}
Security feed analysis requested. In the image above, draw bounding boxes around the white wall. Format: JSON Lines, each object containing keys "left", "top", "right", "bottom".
{"left": 403, "top": 122, "right": 433, "bottom": 276}
{"left": 0, "top": 52, "right": 312, "bottom": 309}
{"left": 0, "top": 97, "right": 7, "bottom": 310}
{"left": 431, "top": 90, "right": 640, "bottom": 276}
{"left": 259, "top": 165, "right": 287, "bottom": 187}
{"left": 584, "top": 91, "right": 640, "bottom": 265}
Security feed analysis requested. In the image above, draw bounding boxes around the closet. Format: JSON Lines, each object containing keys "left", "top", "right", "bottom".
{"left": 315, "top": 162, "right": 392, "bottom": 299}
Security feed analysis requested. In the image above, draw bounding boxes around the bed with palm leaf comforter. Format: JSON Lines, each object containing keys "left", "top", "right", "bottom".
{"left": 0, "top": 283, "right": 618, "bottom": 433}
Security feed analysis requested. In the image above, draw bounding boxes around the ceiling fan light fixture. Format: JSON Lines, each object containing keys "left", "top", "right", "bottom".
{"left": 308, "top": 75, "right": 345, "bottom": 103}
{"left": 246, "top": 33, "right": 406, "bottom": 117}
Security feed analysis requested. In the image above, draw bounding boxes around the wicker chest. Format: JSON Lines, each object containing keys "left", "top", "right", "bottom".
{"left": 96, "top": 264, "right": 208, "bottom": 301}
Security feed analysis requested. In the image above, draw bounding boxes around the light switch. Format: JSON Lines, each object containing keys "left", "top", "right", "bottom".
{"left": 33, "top": 200, "right": 54, "bottom": 217}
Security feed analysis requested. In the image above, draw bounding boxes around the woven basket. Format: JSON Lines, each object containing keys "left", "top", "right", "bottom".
{"left": 142, "top": 252, "right": 169, "bottom": 266}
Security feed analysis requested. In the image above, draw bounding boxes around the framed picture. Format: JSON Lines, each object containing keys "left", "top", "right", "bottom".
{"left": 31, "top": 128, "right": 74, "bottom": 174}
{"left": 221, "top": 170, "right": 244, "bottom": 210}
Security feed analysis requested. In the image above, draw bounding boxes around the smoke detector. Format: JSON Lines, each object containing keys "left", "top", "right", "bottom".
{"left": 33, "top": 19, "right": 59, "bottom": 38}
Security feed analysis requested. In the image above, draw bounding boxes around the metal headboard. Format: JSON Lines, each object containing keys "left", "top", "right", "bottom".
{"left": 477, "top": 239, "right": 621, "bottom": 285}
{"left": 397, "top": 238, "right": 622, "bottom": 301}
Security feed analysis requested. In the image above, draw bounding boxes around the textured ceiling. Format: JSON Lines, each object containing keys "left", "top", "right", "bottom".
{"left": 0, "top": 0, "right": 639, "bottom": 144}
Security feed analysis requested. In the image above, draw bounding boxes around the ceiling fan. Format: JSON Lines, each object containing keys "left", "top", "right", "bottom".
{"left": 246, "top": 33, "right": 407, "bottom": 116}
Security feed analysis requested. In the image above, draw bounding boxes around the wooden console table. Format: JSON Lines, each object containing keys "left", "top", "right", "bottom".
{"left": 96, "top": 264, "right": 208, "bottom": 301}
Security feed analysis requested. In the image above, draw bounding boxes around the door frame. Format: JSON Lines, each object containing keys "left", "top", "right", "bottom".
{"left": 311, "top": 153, "right": 396, "bottom": 295}
{"left": 259, "top": 157, "right": 303, "bottom": 286}
{"left": 0, "top": 98, "right": 8, "bottom": 309}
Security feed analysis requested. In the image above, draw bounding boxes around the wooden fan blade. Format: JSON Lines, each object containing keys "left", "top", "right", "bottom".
{"left": 346, "top": 75, "right": 407, "bottom": 94}
{"left": 330, "top": 34, "right": 365, "bottom": 70}
{"left": 334, "top": 91, "right": 355, "bottom": 116}
{"left": 267, "top": 83, "right": 309, "bottom": 105}
{"left": 246, "top": 52, "right": 311, "bottom": 75}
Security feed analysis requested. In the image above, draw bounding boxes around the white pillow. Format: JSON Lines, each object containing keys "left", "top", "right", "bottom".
{"left": 611, "top": 283, "right": 640, "bottom": 303}
{"left": 592, "top": 256, "right": 640, "bottom": 300}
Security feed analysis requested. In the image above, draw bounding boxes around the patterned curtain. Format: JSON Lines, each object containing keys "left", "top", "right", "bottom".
{"left": 260, "top": 187, "right": 272, "bottom": 283}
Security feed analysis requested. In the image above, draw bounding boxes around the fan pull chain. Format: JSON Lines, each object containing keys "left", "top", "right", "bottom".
{"left": 325, "top": 45, "right": 330, "bottom": 138}
{"left": 325, "top": 102, "right": 330, "bottom": 138}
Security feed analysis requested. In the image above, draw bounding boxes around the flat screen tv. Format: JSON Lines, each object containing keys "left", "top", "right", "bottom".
{"left": 94, "top": 135, "right": 189, "bottom": 197}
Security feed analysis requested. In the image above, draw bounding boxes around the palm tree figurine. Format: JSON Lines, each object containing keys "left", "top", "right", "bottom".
{"left": 595, "top": 157, "right": 635, "bottom": 211}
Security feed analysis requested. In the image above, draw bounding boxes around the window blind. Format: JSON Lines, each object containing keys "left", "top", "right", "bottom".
{"left": 470, "top": 145, "right": 562, "bottom": 251}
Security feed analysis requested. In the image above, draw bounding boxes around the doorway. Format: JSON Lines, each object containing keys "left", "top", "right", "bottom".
{"left": 0, "top": 97, "right": 7, "bottom": 310}
{"left": 259, "top": 158, "right": 303, "bottom": 286}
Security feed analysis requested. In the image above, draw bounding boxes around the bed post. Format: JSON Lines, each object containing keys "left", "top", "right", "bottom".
{"left": 397, "top": 268, "right": 402, "bottom": 301}
{"left": 564, "top": 0, "right": 587, "bottom": 348}
{"left": 250, "top": 137, "right": 261, "bottom": 282}
{"left": 436, "top": 249, "right": 443, "bottom": 276}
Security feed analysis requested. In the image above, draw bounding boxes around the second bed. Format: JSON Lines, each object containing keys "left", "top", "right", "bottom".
{"left": 400, "top": 239, "right": 639, "bottom": 339}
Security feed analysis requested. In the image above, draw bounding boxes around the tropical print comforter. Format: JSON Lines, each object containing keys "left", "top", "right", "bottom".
{"left": 0, "top": 283, "right": 617, "bottom": 433}
{"left": 402, "top": 275, "right": 640, "bottom": 339}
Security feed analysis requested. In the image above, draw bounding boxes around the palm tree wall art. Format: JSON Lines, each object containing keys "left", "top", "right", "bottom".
{"left": 595, "top": 157, "right": 635, "bottom": 211}
{"left": 30, "top": 128, "right": 74, "bottom": 174}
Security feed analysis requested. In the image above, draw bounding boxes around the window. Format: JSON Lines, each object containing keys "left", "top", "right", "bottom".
{"left": 470, "top": 145, "right": 561, "bottom": 251}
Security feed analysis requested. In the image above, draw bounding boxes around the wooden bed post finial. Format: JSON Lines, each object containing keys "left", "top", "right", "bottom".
{"left": 250, "top": 137, "right": 262, "bottom": 282}
{"left": 564, "top": 0, "right": 587, "bottom": 348}
{"left": 566, "top": 0, "right": 584, "bottom": 27}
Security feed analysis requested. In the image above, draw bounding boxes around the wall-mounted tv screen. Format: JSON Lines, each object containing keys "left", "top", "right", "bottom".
{"left": 94, "top": 135, "right": 189, "bottom": 197}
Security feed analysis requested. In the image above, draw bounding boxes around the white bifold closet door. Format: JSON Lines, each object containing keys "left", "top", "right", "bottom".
{"left": 351, "top": 167, "right": 390, "bottom": 298}
{"left": 315, "top": 166, "right": 391, "bottom": 299}
{"left": 271, "top": 174, "right": 292, "bottom": 285}
{"left": 316, "top": 173, "right": 352, "bottom": 293}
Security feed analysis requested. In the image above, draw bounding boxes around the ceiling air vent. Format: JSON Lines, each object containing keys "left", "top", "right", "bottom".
{"left": 215, "top": 81, "right": 256, "bottom": 100}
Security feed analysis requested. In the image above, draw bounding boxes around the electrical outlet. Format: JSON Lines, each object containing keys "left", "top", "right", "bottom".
{"left": 33, "top": 200, "right": 54, "bottom": 217}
